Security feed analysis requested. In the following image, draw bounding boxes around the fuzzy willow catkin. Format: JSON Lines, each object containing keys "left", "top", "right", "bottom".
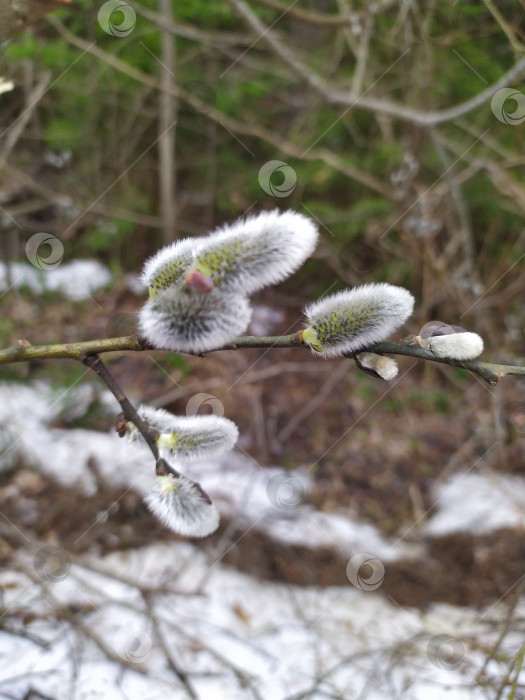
{"left": 417, "top": 321, "right": 484, "bottom": 360}
{"left": 303, "top": 283, "right": 415, "bottom": 358}
{"left": 140, "top": 237, "right": 203, "bottom": 297}
{"left": 129, "top": 406, "right": 239, "bottom": 460}
{"left": 138, "top": 210, "right": 319, "bottom": 352}
{"left": 192, "top": 210, "right": 319, "bottom": 295}
{"left": 139, "top": 286, "right": 252, "bottom": 353}
{"left": 145, "top": 472, "right": 220, "bottom": 537}
{"left": 357, "top": 352, "right": 399, "bottom": 380}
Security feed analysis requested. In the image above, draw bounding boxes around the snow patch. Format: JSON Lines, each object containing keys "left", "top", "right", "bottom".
{"left": 426, "top": 471, "right": 525, "bottom": 535}
{"left": 0, "top": 546, "right": 510, "bottom": 700}
{"left": 1, "top": 382, "right": 525, "bottom": 699}
{"left": 0, "top": 260, "right": 111, "bottom": 300}
{"left": 248, "top": 304, "right": 285, "bottom": 336}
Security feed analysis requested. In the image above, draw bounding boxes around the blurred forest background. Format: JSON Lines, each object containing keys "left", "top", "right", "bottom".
{"left": 1, "top": 1, "right": 525, "bottom": 698}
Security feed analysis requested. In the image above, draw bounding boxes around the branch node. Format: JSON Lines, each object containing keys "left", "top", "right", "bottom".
{"left": 155, "top": 458, "right": 180, "bottom": 477}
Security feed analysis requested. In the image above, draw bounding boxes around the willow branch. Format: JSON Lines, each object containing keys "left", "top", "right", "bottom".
{"left": 369, "top": 341, "right": 525, "bottom": 386}
{"left": 1, "top": 334, "right": 524, "bottom": 386}
{"left": 81, "top": 354, "right": 160, "bottom": 461}
{"left": 0, "top": 336, "right": 144, "bottom": 363}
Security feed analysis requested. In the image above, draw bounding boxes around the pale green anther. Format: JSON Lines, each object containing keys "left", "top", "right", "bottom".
{"left": 149, "top": 255, "right": 194, "bottom": 293}
{"left": 157, "top": 432, "right": 178, "bottom": 449}
{"left": 158, "top": 474, "right": 179, "bottom": 494}
{"left": 194, "top": 245, "right": 244, "bottom": 288}
{"left": 149, "top": 286, "right": 157, "bottom": 298}
{"left": 303, "top": 283, "right": 415, "bottom": 358}
{"left": 302, "top": 327, "right": 323, "bottom": 353}
{"left": 195, "top": 260, "right": 214, "bottom": 279}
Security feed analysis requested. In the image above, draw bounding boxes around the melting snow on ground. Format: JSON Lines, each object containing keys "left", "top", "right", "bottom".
{"left": 0, "top": 260, "right": 111, "bottom": 300}
{"left": 2, "top": 542, "right": 516, "bottom": 700}
{"left": 425, "top": 471, "right": 525, "bottom": 535}
{"left": 1, "top": 381, "right": 524, "bottom": 699}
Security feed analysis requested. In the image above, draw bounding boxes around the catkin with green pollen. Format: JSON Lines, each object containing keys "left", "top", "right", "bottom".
{"left": 138, "top": 210, "right": 319, "bottom": 353}
{"left": 192, "top": 210, "right": 319, "bottom": 295}
{"left": 303, "top": 283, "right": 415, "bottom": 358}
{"left": 127, "top": 406, "right": 239, "bottom": 461}
{"left": 140, "top": 237, "right": 204, "bottom": 297}
{"left": 145, "top": 471, "right": 220, "bottom": 537}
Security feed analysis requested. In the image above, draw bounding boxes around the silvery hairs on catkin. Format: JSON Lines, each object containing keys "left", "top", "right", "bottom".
{"left": 145, "top": 472, "right": 220, "bottom": 537}
{"left": 138, "top": 210, "right": 319, "bottom": 353}
{"left": 139, "top": 286, "right": 252, "bottom": 353}
{"left": 141, "top": 236, "right": 205, "bottom": 295}
{"left": 192, "top": 210, "right": 319, "bottom": 295}
{"left": 303, "top": 283, "right": 415, "bottom": 358}
{"left": 128, "top": 405, "right": 239, "bottom": 460}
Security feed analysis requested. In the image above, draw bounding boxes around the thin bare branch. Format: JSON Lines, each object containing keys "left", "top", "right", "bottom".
{"left": 225, "top": 0, "right": 525, "bottom": 126}
{"left": 0, "top": 333, "right": 523, "bottom": 386}
{"left": 47, "top": 15, "right": 390, "bottom": 196}
{"left": 0, "top": 71, "right": 52, "bottom": 169}
{"left": 82, "top": 354, "right": 160, "bottom": 462}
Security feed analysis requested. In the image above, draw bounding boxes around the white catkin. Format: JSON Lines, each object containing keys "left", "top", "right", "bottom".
{"left": 193, "top": 210, "right": 319, "bottom": 295}
{"left": 303, "top": 283, "right": 415, "bottom": 358}
{"left": 358, "top": 352, "right": 399, "bottom": 380}
{"left": 140, "top": 237, "right": 204, "bottom": 294}
{"left": 145, "top": 473, "right": 219, "bottom": 537}
{"left": 139, "top": 286, "right": 252, "bottom": 353}
{"left": 424, "top": 332, "right": 484, "bottom": 360}
{"left": 130, "top": 406, "right": 239, "bottom": 460}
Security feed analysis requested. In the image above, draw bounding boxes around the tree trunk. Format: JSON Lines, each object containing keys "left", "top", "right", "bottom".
{"left": 158, "top": 0, "right": 177, "bottom": 243}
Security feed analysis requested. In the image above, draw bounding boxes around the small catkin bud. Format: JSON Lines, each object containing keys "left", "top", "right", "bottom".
{"left": 416, "top": 321, "right": 483, "bottom": 360}
{"left": 302, "top": 283, "right": 415, "bottom": 358}
{"left": 192, "top": 210, "right": 319, "bottom": 295}
{"left": 145, "top": 472, "right": 219, "bottom": 537}
{"left": 356, "top": 352, "right": 399, "bottom": 380}
{"left": 139, "top": 286, "right": 252, "bottom": 353}
{"left": 184, "top": 269, "right": 214, "bottom": 294}
{"left": 140, "top": 237, "right": 204, "bottom": 297}
{"left": 130, "top": 406, "right": 239, "bottom": 460}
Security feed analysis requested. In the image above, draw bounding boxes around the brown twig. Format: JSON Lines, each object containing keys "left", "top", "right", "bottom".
{"left": 81, "top": 354, "right": 160, "bottom": 462}
{"left": 0, "top": 333, "right": 523, "bottom": 386}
